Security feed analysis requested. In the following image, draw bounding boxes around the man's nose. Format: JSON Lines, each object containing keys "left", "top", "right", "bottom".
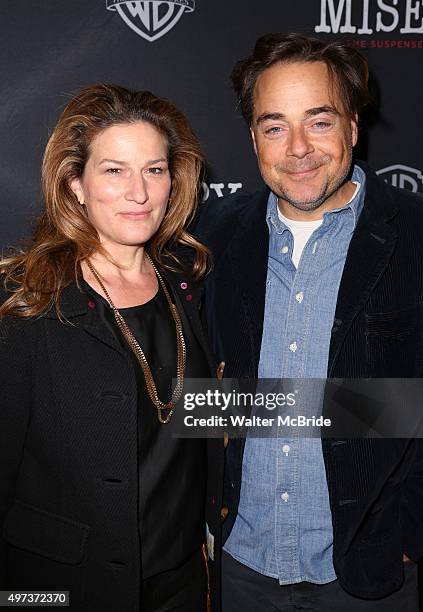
{"left": 286, "top": 126, "right": 314, "bottom": 159}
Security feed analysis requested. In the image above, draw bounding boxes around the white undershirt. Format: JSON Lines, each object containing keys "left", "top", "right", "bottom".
{"left": 276, "top": 182, "right": 360, "bottom": 268}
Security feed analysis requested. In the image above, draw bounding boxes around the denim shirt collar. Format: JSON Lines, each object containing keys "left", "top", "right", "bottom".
{"left": 266, "top": 164, "right": 366, "bottom": 235}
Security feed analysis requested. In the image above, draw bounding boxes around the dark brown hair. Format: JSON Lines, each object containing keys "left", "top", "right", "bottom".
{"left": 0, "top": 84, "right": 209, "bottom": 319}
{"left": 231, "top": 32, "right": 371, "bottom": 125}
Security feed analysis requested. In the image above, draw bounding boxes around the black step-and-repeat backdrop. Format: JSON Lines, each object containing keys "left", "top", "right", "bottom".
{"left": 0, "top": 0, "right": 422, "bottom": 249}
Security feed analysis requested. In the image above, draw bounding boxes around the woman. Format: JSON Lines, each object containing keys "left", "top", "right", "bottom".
{"left": 0, "top": 85, "right": 223, "bottom": 611}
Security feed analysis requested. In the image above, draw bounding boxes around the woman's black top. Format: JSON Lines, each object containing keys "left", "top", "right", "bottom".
{"left": 81, "top": 278, "right": 209, "bottom": 579}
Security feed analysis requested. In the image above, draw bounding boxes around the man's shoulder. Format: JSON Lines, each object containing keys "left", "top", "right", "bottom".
{"left": 193, "top": 189, "right": 268, "bottom": 241}
{"left": 384, "top": 181, "right": 423, "bottom": 231}
{"left": 390, "top": 184, "right": 423, "bottom": 216}
{"left": 359, "top": 160, "right": 423, "bottom": 219}
{"left": 369, "top": 172, "right": 423, "bottom": 251}
{"left": 198, "top": 189, "right": 268, "bottom": 223}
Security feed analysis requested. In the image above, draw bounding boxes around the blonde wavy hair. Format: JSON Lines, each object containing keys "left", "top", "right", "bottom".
{"left": 0, "top": 84, "right": 209, "bottom": 319}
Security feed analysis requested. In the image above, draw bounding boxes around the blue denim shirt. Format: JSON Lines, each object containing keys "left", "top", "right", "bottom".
{"left": 224, "top": 166, "right": 366, "bottom": 584}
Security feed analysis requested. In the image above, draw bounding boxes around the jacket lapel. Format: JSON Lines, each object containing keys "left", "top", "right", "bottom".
{"left": 82, "top": 305, "right": 125, "bottom": 355}
{"left": 159, "top": 265, "right": 217, "bottom": 375}
{"left": 327, "top": 165, "right": 399, "bottom": 376}
{"left": 228, "top": 190, "right": 269, "bottom": 376}
{"left": 43, "top": 282, "right": 131, "bottom": 355}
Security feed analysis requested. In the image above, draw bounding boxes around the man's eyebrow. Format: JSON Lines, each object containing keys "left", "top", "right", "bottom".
{"left": 256, "top": 112, "right": 286, "bottom": 126}
{"left": 304, "top": 106, "right": 339, "bottom": 118}
{"left": 255, "top": 106, "right": 339, "bottom": 125}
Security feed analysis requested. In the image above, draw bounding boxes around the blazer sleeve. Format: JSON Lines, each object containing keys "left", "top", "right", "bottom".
{"left": 0, "top": 317, "right": 32, "bottom": 585}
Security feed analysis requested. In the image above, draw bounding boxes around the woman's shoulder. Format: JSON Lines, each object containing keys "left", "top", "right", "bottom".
{"left": 0, "top": 276, "right": 89, "bottom": 322}
{"left": 0, "top": 306, "right": 31, "bottom": 349}
{"left": 0, "top": 280, "right": 18, "bottom": 327}
{"left": 0, "top": 283, "right": 35, "bottom": 378}
{"left": 0, "top": 281, "right": 51, "bottom": 343}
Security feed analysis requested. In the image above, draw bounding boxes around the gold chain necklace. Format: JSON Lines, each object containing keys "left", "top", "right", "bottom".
{"left": 86, "top": 254, "right": 186, "bottom": 424}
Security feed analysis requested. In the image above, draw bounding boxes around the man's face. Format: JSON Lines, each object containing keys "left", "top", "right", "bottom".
{"left": 250, "top": 61, "right": 358, "bottom": 216}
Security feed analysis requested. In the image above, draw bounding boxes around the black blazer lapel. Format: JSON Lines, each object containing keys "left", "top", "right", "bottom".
{"left": 43, "top": 282, "right": 124, "bottom": 355}
{"left": 227, "top": 190, "right": 269, "bottom": 376}
{"left": 159, "top": 266, "right": 217, "bottom": 375}
{"left": 328, "top": 167, "right": 399, "bottom": 376}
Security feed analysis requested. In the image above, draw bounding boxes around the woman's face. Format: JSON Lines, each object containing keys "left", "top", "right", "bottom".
{"left": 71, "top": 121, "right": 171, "bottom": 249}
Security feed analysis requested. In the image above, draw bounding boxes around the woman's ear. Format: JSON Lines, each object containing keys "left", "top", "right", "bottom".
{"left": 69, "top": 177, "right": 85, "bottom": 205}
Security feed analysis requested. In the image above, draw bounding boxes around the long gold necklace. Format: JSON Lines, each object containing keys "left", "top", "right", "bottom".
{"left": 86, "top": 254, "right": 186, "bottom": 424}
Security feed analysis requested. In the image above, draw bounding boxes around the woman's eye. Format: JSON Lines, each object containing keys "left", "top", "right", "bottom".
{"left": 148, "top": 167, "right": 166, "bottom": 175}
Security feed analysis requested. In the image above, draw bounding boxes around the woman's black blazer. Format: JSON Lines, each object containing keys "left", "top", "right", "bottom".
{"left": 0, "top": 267, "right": 224, "bottom": 611}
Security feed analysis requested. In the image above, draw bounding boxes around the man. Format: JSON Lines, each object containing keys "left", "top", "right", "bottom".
{"left": 195, "top": 33, "right": 423, "bottom": 610}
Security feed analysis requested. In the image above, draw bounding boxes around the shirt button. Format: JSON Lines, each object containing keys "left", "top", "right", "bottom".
{"left": 281, "top": 246, "right": 289, "bottom": 254}
{"left": 295, "top": 292, "right": 304, "bottom": 303}
{"left": 282, "top": 444, "right": 290, "bottom": 455}
{"left": 281, "top": 492, "right": 289, "bottom": 502}
{"left": 289, "top": 341, "right": 298, "bottom": 353}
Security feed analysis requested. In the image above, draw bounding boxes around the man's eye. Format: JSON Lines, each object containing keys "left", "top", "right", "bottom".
{"left": 312, "top": 121, "right": 332, "bottom": 129}
{"left": 264, "top": 126, "right": 283, "bottom": 135}
{"left": 106, "top": 168, "right": 121, "bottom": 174}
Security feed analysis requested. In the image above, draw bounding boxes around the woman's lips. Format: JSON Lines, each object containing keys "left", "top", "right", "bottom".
{"left": 117, "top": 210, "right": 152, "bottom": 219}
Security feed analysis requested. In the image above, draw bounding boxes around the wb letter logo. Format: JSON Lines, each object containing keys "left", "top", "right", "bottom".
{"left": 376, "top": 165, "right": 423, "bottom": 194}
{"left": 107, "top": 1, "right": 195, "bottom": 42}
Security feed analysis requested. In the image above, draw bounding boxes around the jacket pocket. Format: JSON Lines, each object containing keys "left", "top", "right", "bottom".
{"left": 357, "top": 529, "right": 403, "bottom": 594}
{"left": 365, "top": 307, "right": 419, "bottom": 376}
{"left": 3, "top": 500, "right": 90, "bottom": 565}
{"left": 365, "top": 306, "right": 418, "bottom": 336}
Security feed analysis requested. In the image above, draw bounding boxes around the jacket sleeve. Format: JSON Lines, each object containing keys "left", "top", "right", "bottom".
{"left": 0, "top": 318, "right": 32, "bottom": 585}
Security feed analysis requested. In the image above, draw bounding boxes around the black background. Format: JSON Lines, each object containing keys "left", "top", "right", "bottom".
{"left": 0, "top": 0, "right": 422, "bottom": 249}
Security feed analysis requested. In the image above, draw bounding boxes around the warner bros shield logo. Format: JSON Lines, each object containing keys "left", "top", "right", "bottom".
{"left": 107, "top": 0, "right": 195, "bottom": 42}
{"left": 376, "top": 164, "right": 423, "bottom": 194}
